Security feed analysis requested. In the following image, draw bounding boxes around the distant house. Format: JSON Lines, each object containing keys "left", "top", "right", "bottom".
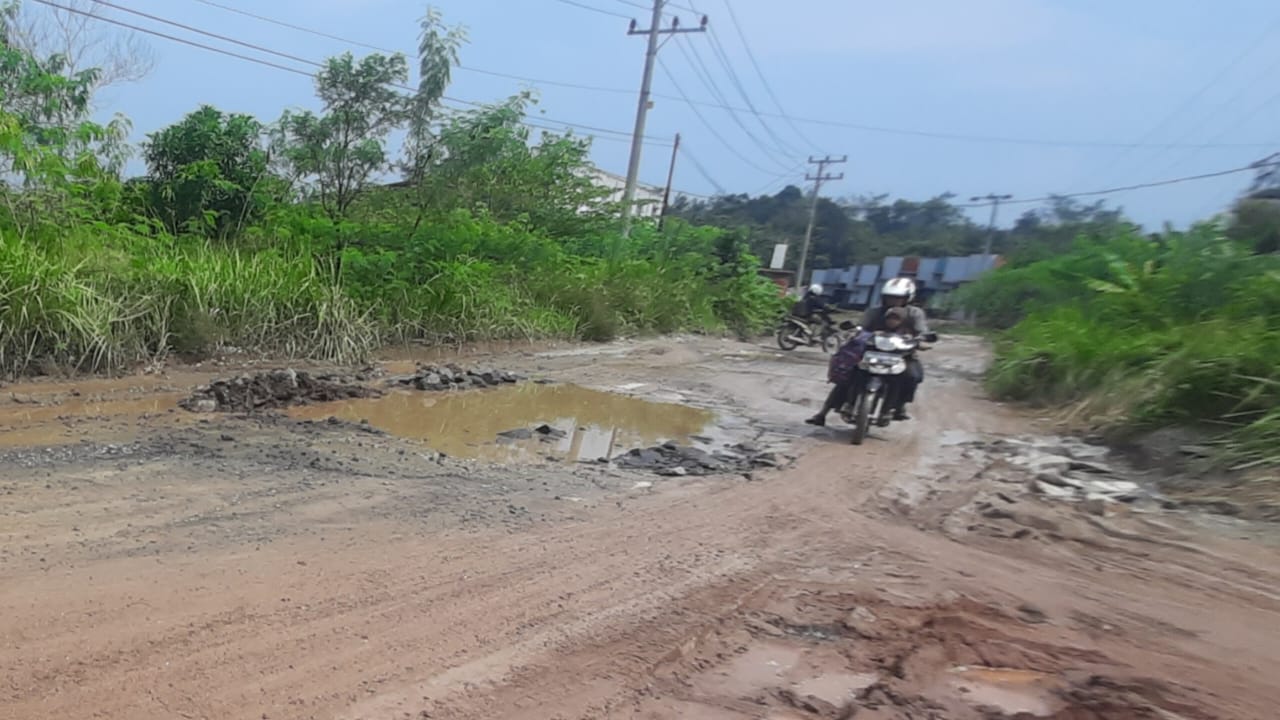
{"left": 756, "top": 268, "right": 794, "bottom": 295}
{"left": 580, "top": 167, "right": 664, "bottom": 218}
{"left": 810, "top": 254, "right": 1004, "bottom": 313}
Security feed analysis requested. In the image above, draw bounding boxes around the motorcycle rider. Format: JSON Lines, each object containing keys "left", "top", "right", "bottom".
{"left": 805, "top": 307, "right": 907, "bottom": 427}
{"left": 789, "top": 283, "right": 834, "bottom": 339}
{"left": 859, "top": 278, "right": 929, "bottom": 421}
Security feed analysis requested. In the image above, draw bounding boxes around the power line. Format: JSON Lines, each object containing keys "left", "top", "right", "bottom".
{"left": 554, "top": 0, "right": 632, "bottom": 20}
{"left": 189, "top": 0, "right": 398, "bottom": 53}
{"left": 687, "top": 1, "right": 806, "bottom": 159}
{"left": 1137, "top": 51, "right": 1280, "bottom": 183}
{"left": 612, "top": 0, "right": 698, "bottom": 16}
{"left": 672, "top": 35, "right": 794, "bottom": 171}
{"left": 187, "top": 0, "right": 636, "bottom": 96}
{"left": 657, "top": 57, "right": 793, "bottom": 176}
{"left": 178, "top": 0, "right": 1277, "bottom": 151}
{"left": 1070, "top": 14, "right": 1280, "bottom": 191}
{"left": 751, "top": 171, "right": 802, "bottom": 196}
{"left": 676, "top": 143, "right": 726, "bottom": 194}
{"left": 956, "top": 159, "right": 1280, "bottom": 209}
{"left": 719, "top": 0, "right": 822, "bottom": 153}
{"left": 49, "top": 0, "right": 666, "bottom": 145}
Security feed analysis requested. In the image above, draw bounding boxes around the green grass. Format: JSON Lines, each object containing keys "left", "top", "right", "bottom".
{"left": 964, "top": 226, "right": 1280, "bottom": 467}
{"left": 0, "top": 211, "right": 784, "bottom": 378}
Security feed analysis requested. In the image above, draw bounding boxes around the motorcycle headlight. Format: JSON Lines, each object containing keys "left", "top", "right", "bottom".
{"left": 874, "top": 334, "right": 912, "bottom": 352}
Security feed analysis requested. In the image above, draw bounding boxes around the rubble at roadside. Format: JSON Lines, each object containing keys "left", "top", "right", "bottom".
{"left": 179, "top": 369, "right": 381, "bottom": 413}
{"left": 180, "top": 364, "right": 529, "bottom": 413}
{"left": 386, "top": 364, "right": 524, "bottom": 391}
{"left": 614, "top": 441, "right": 784, "bottom": 477}
{"left": 955, "top": 435, "right": 1159, "bottom": 517}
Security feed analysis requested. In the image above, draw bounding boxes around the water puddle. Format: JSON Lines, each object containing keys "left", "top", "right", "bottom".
{"left": 288, "top": 383, "right": 726, "bottom": 463}
{"left": 946, "top": 666, "right": 1063, "bottom": 717}
{"left": 790, "top": 672, "right": 880, "bottom": 706}
{"left": 0, "top": 393, "right": 188, "bottom": 448}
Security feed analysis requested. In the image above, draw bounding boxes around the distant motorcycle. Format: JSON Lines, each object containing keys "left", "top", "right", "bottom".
{"left": 839, "top": 331, "right": 937, "bottom": 445}
{"left": 776, "top": 313, "right": 839, "bottom": 354}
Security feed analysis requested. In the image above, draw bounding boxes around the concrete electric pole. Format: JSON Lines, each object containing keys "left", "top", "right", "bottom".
{"left": 657, "top": 132, "right": 680, "bottom": 231}
{"left": 620, "top": 1, "right": 706, "bottom": 236}
{"left": 797, "top": 155, "right": 846, "bottom": 292}
{"left": 970, "top": 193, "right": 1013, "bottom": 257}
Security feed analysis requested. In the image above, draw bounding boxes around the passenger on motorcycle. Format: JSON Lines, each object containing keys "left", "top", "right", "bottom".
{"left": 859, "top": 278, "right": 928, "bottom": 420}
{"left": 805, "top": 308, "right": 909, "bottom": 427}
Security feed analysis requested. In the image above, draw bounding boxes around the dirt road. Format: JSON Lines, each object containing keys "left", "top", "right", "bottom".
{"left": 2, "top": 336, "right": 1277, "bottom": 719}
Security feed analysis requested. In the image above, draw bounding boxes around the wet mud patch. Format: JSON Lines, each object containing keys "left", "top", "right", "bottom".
{"left": 641, "top": 586, "right": 1216, "bottom": 720}
{"left": 287, "top": 383, "right": 760, "bottom": 466}
{"left": 180, "top": 369, "right": 381, "bottom": 413}
{"left": 0, "top": 392, "right": 188, "bottom": 448}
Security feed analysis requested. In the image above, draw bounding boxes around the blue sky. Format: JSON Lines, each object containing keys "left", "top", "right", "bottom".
{"left": 67, "top": 0, "right": 1280, "bottom": 228}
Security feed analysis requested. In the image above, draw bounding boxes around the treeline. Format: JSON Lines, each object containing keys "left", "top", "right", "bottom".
{"left": 0, "top": 4, "right": 785, "bottom": 377}
{"left": 670, "top": 188, "right": 1135, "bottom": 269}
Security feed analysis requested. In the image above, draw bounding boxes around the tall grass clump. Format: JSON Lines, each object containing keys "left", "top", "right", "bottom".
{"left": 963, "top": 226, "right": 1280, "bottom": 466}
{"left": 0, "top": 28, "right": 785, "bottom": 379}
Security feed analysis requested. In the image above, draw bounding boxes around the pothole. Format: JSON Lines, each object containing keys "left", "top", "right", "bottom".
{"left": 288, "top": 383, "right": 746, "bottom": 464}
{"left": 0, "top": 393, "right": 189, "bottom": 448}
{"left": 945, "top": 666, "right": 1064, "bottom": 717}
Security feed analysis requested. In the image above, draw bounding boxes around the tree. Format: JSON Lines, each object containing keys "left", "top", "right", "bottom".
{"left": 401, "top": 7, "right": 465, "bottom": 189}
{"left": 2, "top": 0, "right": 152, "bottom": 95}
{"left": 273, "top": 52, "right": 409, "bottom": 222}
{"left": 1004, "top": 196, "right": 1130, "bottom": 262}
{"left": 142, "top": 105, "right": 277, "bottom": 237}
{"left": 1249, "top": 152, "right": 1280, "bottom": 197}
{"left": 0, "top": 2, "right": 130, "bottom": 184}
{"left": 0, "top": 36, "right": 129, "bottom": 239}
{"left": 410, "top": 93, "right": 612, "bottom": 238}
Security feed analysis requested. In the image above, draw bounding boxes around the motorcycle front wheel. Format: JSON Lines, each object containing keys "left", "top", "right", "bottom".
{"left": 820, "top": 327, "right": 839, "bottom": 355}
{"left": 850, "top": 392, "right": 871, "bottom": 445}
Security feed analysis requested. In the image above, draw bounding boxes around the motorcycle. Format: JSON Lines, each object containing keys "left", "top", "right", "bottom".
{"left": 775, "top": 312, "right": 839, "bottom": 354}
{"left": 839, "top": 330, "right": 937, "bottom": 445}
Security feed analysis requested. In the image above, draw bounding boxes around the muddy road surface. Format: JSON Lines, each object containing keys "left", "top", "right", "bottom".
{"left": 2, "top": 336, "right": 1277, "bottom": 719}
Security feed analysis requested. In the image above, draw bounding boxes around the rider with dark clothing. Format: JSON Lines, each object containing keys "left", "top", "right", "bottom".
{"left": 793, "top": 284, "right": 833, "bottom": 322}
{"left": 860, "top": 278, "right": 927, "bottom": 420}
{"left": 804, "top": 278, "right": 928, "bottom": 428}
{"left": 806, "top": 307, "right": 907, "bottom": 427}
{"left": 790, "top": 284, "right": 835, "bottom": 342}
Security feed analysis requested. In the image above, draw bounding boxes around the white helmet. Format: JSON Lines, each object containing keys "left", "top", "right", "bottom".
{"left": 881, "top": 277, "right": 916, "bottom": 302}
{"left": 809, "top": 283, "right": 823, "bottom": 295}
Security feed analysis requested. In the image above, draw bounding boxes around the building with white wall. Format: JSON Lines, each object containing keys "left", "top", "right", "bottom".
{"left": 580, "top": 167, "right": 665, "bottom": 218}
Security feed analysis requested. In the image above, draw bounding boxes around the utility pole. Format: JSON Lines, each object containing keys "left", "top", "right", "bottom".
{"left": 657, "top": 132, "right": 680, "bottom": 231}
{"left": 970, "top": 193, "right": 1013, "bottom": 257}
{"left": 798, "top": 155, "right": 846, "bottom": 292}
{"left": 621, "top": 2, "right": 707, "bottom": 236}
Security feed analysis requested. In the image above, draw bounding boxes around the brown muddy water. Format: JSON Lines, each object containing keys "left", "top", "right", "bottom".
{"left": 0, "top": 392, "right": 189, "bottom": 448}
{"left": 289, "top": 383, "right": 727, "bottom": 463}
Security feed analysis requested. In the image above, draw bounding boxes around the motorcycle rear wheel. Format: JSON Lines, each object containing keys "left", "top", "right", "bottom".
{"left": 776, "top": 324, "right": 801, "bottom": 351}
